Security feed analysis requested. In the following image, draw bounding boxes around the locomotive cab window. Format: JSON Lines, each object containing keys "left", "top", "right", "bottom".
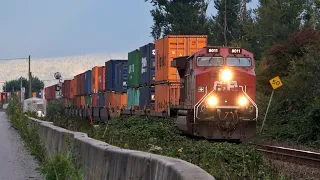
{"left": 197, "top": 56, "right": 223, "bottom": 66}
{"left": 226, "top": 57, "right": 251, "bottom": 67}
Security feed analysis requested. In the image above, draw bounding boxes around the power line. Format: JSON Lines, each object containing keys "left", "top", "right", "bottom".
{"left": 0, "top": 58, "right": 28, "bottom": 61}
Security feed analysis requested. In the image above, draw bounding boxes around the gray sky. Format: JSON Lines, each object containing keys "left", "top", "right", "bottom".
{"left": 0, "top": 0, "right": 259, "bottom": 59}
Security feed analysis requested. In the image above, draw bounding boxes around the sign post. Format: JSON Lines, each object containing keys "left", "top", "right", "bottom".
{"left": 260, "top": 76, "right": 283, "bottom": 133}
{"left": 21, "top": 87, "right": 25, "bottom": 102}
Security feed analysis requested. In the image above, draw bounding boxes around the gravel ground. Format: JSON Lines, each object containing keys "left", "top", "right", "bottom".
{"left": 0, "top": 112, "right": 43, "bottom": 180}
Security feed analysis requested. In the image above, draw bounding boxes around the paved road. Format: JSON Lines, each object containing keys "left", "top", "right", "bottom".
{"left": 0, "top": 112, "right": 42, "bottom": 180}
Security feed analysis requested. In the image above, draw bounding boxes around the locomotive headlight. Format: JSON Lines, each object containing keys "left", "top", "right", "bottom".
{"left": 207, "top": 96, "right": 218, "bottom": 107}
{"left": 221, "top": 69, "right": 232, "bottom": 82}
{"left": 238, "top": 96, "right": 248, "bottom": 106}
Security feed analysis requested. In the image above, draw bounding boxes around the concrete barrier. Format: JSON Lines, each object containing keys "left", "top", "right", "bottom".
{"left": 27, "top": 117, "right": 215, "bottom": 180}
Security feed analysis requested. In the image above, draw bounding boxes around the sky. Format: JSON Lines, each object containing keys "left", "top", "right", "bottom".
{"left": 0, "top": 0, "right": 259, "bottom": 59}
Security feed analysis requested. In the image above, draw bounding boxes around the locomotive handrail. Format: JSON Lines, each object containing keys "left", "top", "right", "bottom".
{"left": 193, "top": 86, "right": 208, "bottom": 123}
{"left": 195, "top": 87, "right": 217, "bottom": 122}
{"left": 239, "top": 85, "right": 258, "bottom": 121}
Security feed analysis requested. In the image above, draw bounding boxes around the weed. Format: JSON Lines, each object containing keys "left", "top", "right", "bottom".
{"left": 6, "top": 94, "right": 84, "bottom": 180}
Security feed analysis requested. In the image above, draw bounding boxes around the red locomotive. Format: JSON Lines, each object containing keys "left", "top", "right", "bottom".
{"left": 171, "top": 47, "right": 257, "bottom": 140}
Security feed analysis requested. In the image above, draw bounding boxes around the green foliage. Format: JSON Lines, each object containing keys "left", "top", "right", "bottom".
{"left": 6, "top": 94, "right": 83, "bottom": 180}
{"left": 3, "top": 75, "right": 44, "bottom": 99}
{"left": 49, "top": 115, "right": 282, "bottom": 180}
{"left": 46, "top": 99, "right": 65, "bottom": 122}
{"left": 258, "top": 31, "right": 320, "bottom": 147}
{"left": 39, "top": 152, "right": 83, "bottom": 180}
{"left": 146, "top": 0, "right": 210, "bottom": 40}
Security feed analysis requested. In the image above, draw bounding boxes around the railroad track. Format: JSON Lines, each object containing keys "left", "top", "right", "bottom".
{"left": 255, "top": 144, "right": 320, "bottom": 168}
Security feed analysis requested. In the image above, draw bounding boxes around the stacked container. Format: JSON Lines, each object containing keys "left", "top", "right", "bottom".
{"left": 105, "top": 59, "right": 127, "bottom": 109}
{"left": 97, "top": 66, "right": 106, "bottom": 107}
{"left": 126, "top": 50, "right": 140, "bottom": 109}
{"left": 139, "top": 43, "right": 155, "bottom": 110}
{"left": 105, "top": 60, "right": 127, "bottom": 91}
{"left": 154, "top": 35, "right": 207, "bottom": 111}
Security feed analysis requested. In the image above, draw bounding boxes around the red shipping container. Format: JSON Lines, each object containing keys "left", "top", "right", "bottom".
{"left": 81, "top": 73, "right": 85, "bottom": 95}
{"left": 62, "top": 98, "right": 68, "bottom": 106}
{"left": 76, "top": 74, "right": 81, "bottom": 96}
{"left": 98, "top": 66, "right": 106, "bottom": 92}
{"left": 91, "top": 94, "right": 99, "bottom": 107}
{"left": 63, "top": 80, "right": 71, "bottom": 98}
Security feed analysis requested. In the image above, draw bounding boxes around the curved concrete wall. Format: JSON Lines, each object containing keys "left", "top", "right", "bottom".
{"left": 27, "top": 117, "right": 215, "bottom": 180}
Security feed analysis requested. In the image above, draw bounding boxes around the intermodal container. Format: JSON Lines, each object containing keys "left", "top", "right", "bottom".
{"left": 84, "top": 70, "right": 92, "bottom": 95}
{"left": 98, "top": 66, "right": 106, "bottom": 92}
{"left": 85, "top": 95, "right": 92, "bottom": 106}
{"left": 36, "top": 91, "right": 41, "bottom": 98}
{"left": 80, "top": 95, "right": 86, "bottom": 107}
{"left": 155, "top": 35, "right": 207, "bottom": 83}
{"left": 140, "top": 43, "right": 155, "bottom": 86}
{"left": 76, "top": 74, "right": 81, "bottom": 96}
{"left": 73, "top": 96, "right": 81, "bottom": 108}
{"left": 81, "top": 73, "right": 85, "bottom": 95}
{"left": 62, "top": 98, "right": 68, "bottom": 107}
{"left": 128, "top": 50, "right": 140, "bottom": 87}
{"left": 70, "top": 79, "right": 75, "bottom": 98}
{"left": 126, "top": 88, "right": 139, "bottom": 109}
{"left": 105, "top": 60, "right": 127, "bottom": 91}
{"left": 98, "top": 92, "right": 105, "bottom": 107}
{"left": 114, "top": 62, "right": 128, "bottom": 93}
{"left": 92, "top": 66, "right": 100, "bottom": 93}
{"left": 62, "top": 80, "right": 71, "bottom": 98}
{"left": 139, "top": 86, "right": 155, "bottom": 110}
{"left": 91, "top": 93, "right": 98, "bottom": 107}
{"left": 113, "top": 92, "right": 127, "bottom": 110}
{"left": 104, "top": 91, "right": 115, "bottom": 108}
{"left": 155, "top": 82, "right": 180, "bottom": 112}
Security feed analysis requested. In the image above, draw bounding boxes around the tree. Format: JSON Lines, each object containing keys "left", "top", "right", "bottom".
{"left": 146, "top": 0, "right": 210, "bottom": 40}
{"left": 211, "top": 0, "right": 242, "bottom": 46}
{"left": 3, "top": 76, "right": 45, "bottom": 99}
{"left": 254, "top": 0, "right": 305, "bottom": 57}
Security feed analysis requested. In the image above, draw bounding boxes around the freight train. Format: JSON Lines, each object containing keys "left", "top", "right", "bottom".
{"left": 45, "top": 35, "right": 258, "bottom": 140}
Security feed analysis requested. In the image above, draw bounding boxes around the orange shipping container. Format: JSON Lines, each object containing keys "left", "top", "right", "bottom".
{"left": 155, "top": 35, "right": 207, "bottom": 83}
{"left": 104, "top": 91, "right": 115, "bottom": 108}
{"left": 80, "top": 96, "right": 86, "bottom": 107}
{"left": 92, "top": 66, "right": 100, "bottom": 93}
{"left": 155, "top": 83, "right": 180, "bottom": 112}
{"left": 114, "top": 93, "right": 127, "bottom": 110}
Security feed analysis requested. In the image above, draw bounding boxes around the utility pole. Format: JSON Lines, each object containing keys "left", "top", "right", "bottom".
{"left": 224, "top": 0, "right": 227, "bottom": 46}
{"left": 28, "top": 55, "right": 31, "bottom": 98}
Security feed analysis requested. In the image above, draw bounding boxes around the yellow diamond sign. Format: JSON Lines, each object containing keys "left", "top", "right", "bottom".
{"left": 269, "top": 76, "right": 283, "bottom": 89}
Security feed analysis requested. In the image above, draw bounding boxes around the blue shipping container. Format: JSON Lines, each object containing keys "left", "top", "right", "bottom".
{"left": 98, "top": 92, "right": 105, "bottom": 107}
{"left": 139, "top": 86, "right": 155, "bottom": 110}
{"left": 114, "top": 62, "right": 128, "bottom": 93}
{"left": 126, "top": 88, "right": 140, "bottom": 109}
{"left": 84, "top": 70, "right": 92, "bottom": 95}
{"left": 139, "top": 43, "right": 155, "bottom": 85}
{"left": 105, "top": 60, "right": 127, "bottom": 91}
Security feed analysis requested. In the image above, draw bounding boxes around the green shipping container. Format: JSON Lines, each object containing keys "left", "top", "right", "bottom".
{"left": 68, "top": 99, "right": 72, "bottom": 107}
{"left": 85, "top": 95, "right": 92, "bottom": 106}
{"left": 128, "top": 49, "right": 140, "bottom": 87}
{"left": 126, "top": 88, "right": 140, "bottom": 109}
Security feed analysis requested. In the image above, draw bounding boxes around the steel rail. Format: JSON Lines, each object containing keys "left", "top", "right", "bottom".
{"left": 255, "top": 144, "right": 320, "bottom": 168}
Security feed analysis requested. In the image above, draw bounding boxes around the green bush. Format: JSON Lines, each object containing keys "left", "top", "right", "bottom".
{"left": 257, "top": 35, "right": 320, "bottom": 147}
